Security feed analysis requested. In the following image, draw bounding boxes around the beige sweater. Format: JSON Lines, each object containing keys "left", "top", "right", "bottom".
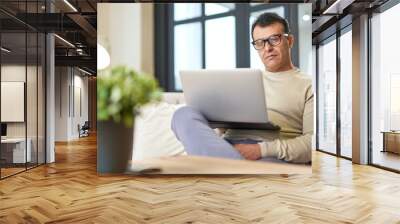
{"left": 224, "top": 68, "right": 314, "bottom": 163}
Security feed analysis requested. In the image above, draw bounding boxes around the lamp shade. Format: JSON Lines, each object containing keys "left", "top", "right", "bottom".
{"left": 97, "top": 43, "right": 110, "bottom": 70}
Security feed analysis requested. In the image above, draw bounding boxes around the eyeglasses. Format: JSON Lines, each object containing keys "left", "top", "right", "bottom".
{"left": 251, "top": 33, "right": 289, "bottom": 50}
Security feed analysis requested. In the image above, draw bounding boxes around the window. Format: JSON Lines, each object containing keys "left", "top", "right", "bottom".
{"left": 174, "top": 22, "right": 202, "bottom": 90}
{"left": 317, "top": 36, "right": 337, "bottom": 154}
{"left": 174, "top": 4, "right": 202, "bottom": 21}
{"left": 315, "top": 25, "right": 353, "bottom": 159}
{"left": 155, "top": 3, "right": 302, "bottom": 91}
{"left": 205, "top": 16, "right": 236, "bottom": 69}
{"left": 205, "top": 3, "right": 234, "bottom": 16}
{"left": 173, "top": 3, "right": 238, "bottom": 90}
{"left": 371, "top": 2, "right": 400, "bottom": 171}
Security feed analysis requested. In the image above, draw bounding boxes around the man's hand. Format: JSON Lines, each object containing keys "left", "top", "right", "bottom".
{"left": 234, "top": 144, "right": 262, "bottom": 160}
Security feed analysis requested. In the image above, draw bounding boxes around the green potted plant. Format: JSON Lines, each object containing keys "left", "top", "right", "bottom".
{"left": 97, "top": 66, "right": 162, "bottom": 173}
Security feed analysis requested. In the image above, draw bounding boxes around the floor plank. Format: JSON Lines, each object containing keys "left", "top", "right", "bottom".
{"left": 0, "top": 134, "right": 399, "bottom": 223}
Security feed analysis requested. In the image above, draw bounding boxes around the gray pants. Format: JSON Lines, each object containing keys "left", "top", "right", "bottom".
{"left": 171, "top": 106, "right": 244, "bottom": 159}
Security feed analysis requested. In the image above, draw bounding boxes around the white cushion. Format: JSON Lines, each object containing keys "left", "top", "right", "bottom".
{"left": 132, "top": 102, "right": 186, "bottom": 160}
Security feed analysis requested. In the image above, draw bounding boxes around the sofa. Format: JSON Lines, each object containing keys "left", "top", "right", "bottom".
{"left": 130, "top": 93, "right": 311, "bottom": 174}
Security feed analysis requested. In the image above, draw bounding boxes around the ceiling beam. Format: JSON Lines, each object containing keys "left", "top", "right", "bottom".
{"left": 66, "top": 14, "right": 96, "bottom": 37}
{"left": 322, "top": 0, "right": 356, "bottom": 14}
{"left": 55, "top": 55, "right": 96, "bottom": 69}
{"left": 312, "top": 15, "right": 335, "bottom": 33}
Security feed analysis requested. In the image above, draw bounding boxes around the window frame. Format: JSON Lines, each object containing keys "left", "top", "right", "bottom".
{"left": 316, "top": 33, "right": 338, "bottom": 157}
{"left": 338, "top": 24, "right": 353, "bottom": 159}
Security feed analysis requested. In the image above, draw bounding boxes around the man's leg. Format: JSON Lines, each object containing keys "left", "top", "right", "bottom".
{"left": 171, "top": 106, "right": 243, "bottom": 159}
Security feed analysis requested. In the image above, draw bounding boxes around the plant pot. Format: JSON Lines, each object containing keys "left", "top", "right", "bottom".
{"left": 97, "top": 120, "right": 134, "bottom": 174}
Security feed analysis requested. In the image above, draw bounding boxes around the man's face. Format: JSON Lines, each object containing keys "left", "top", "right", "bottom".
{"left": 252, "top": 23, "right": 294, "bottom": 72}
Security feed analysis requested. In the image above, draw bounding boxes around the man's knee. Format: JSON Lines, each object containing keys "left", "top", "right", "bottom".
{"left": 172, "top": 106, "right": 203, "bottom": 122}
{"left": 171, "top": 106, "right": 205, "bottom": 132}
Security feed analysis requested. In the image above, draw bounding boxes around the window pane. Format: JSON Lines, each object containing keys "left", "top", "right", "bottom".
{"left": 340, "top": 29, "right": 352, "bottom": 158}
{"left": 390, "top": 75, "right": 400, "bottom": 129}
{"left": 205, "top": 3, "right": 234, "bottom": 16}
{"left": 174, "top": 3, "right": 202, "bottom": 21}
{"left": 371, "top": 2, "right": 400, "bottom": 171}
{"left": 318, "top": 37, "right": 337, "bottom": 154}
{"left": 174, "top": 22, "right": 202, "bottom": 90}
{"left": 249, "top": 7, "right": 285, "bottom": 70}
{"left": 205, "top": 16, "right": 236, "bottom": 69}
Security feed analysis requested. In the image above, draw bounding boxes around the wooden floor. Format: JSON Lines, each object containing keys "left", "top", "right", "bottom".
{"left": 1, "top": 167, "right": 25, "bottom": 178}
{"left": 1, "top": 135, "right": 400, "bottom": 223}
{"left": 1, "top": 163, "right": 45, "bottom": 178}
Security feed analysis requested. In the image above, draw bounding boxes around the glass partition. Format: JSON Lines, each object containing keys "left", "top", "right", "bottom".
{"left": 317, "top": 35, "right": 337, "bottom": 155}
{"left": 0, "top": 1, "right": 46, "bottom": 179}
{"left": 1, "top": 30, "right": 28, "bottom": 177}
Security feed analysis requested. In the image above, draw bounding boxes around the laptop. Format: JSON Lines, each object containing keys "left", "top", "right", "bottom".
{"left": 180, "top": 69, "right": 280, "bottom": 130}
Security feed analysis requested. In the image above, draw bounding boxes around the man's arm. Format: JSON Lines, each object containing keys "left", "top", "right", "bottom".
{"left": 234, "top": 143, "right": 261, "bottom": 160}
{"left": 259, "top": 88, "right": 314, "bottom": 163}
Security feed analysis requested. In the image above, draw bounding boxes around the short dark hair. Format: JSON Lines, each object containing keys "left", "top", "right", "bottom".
{"left": 251, "top": 12, "right": 290, "bottom": 40}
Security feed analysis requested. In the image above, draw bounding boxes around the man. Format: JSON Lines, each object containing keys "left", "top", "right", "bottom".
{"left": 171, "top": 12, "right": 313, "bottom": 163}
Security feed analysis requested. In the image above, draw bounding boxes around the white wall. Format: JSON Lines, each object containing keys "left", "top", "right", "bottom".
{"left": 54, "top": 67, "right": 89, "bottom": 141}
{"left": 1, "top": 65, "right": 36, "bottom": 137}
{"left": 141, "top": 4, "right": 154, "bottom": 75}
{"left": 1, "top": 66, "right": 26, "bottom": 140}
{"left": 55, "top": 67, "right": 69, "bottom": 141}
{"left": 98, "top": 3, "right": 141, "bottom": 70}
{"left": 1, "top": 64, "right": 46, "bottom": 163}
{"left": 1, "top": 65, "right": 26, "bottom": 81}
{"left": 97, "top": 3, "right": 154, "bottom": 75}
{"left": 72, "top": 74, "right": 89, "bottom": 138}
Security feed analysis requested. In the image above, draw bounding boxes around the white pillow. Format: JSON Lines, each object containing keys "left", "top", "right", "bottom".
{"left": 132, "top": 102, "right": 186, "bottom": 160}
